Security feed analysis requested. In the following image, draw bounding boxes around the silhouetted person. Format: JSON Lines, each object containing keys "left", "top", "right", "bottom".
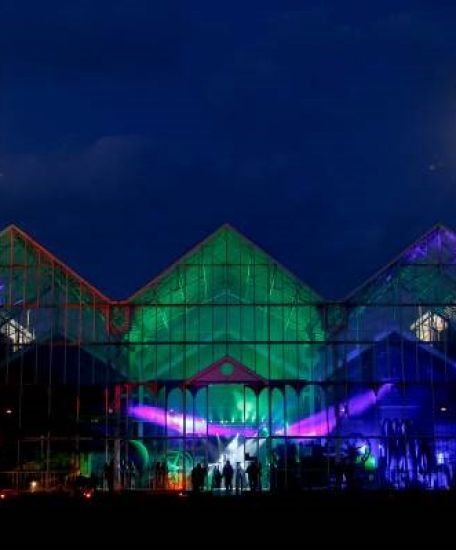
{"left": 129, "top": 461, "right": 137, "bottom": 489}
{"left": 235, "top": 462, "right": 245, "bottom": 494}
{"left": 212, "top": 465, "right": 222, "bottom": 490}
{"left": 334, "top": 456, "right": 344, "bottom": 490}
{"left": 345, "top": 444, "right": 358, "bottom": 490}
{"left": 103, "top": 462, "right": 109, "bottom": 491}
{"left": 191, "top": 463, "right": 204, "bottom": 493}
{"left": 201, "top": 464, "right": 207, "bottom": 491}
{"left": 270, "top": 463, "right": 278, "bottom": 492}
{"left": 246, "top": 460, "right": 259, "bottom": 492}
{"left": 120, "top": 459, "right": 127, "bottom": 489}
{"left": 154, "top": 461, "right": 162, "bottom": 489}
{"left": 222, "top": 460, "right": 233, "bottom": 492}
{"left": 105, "top": 459, "right": 114, "bottom": 494}
{"left": 161, "top": 461, "right": 168, "bottom": 489}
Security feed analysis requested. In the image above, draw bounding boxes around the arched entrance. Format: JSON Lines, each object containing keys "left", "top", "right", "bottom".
{"left": 183, "top": 357, "right": 267, "bottom": 491}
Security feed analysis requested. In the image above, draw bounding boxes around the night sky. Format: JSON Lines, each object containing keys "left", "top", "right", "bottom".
{"left": 2, "top": 1, "right": 456, "bottom": 300}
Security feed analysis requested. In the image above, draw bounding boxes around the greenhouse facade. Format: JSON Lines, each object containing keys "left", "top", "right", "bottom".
{"left": 0, "top": 223, "right": 455, "bottom": 492}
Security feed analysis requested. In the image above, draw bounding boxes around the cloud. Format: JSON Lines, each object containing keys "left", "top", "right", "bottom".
{"left": 0, "top": 135, "right": 157, "bottom": 199}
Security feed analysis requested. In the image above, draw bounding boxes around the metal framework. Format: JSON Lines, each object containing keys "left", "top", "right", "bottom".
{"left": 0, "top": 223, "right": 455, "bottom": 492}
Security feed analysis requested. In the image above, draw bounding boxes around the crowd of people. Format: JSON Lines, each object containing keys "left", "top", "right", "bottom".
{"left": 102, "top": 457, "right": 265, "bottom": 494}
{"left": 152, "top": 461, "right": 169, "bottom": 489}
{"left": 192, "top": 459, "right": 262, "bottom": 493}
{"left": 101, "top": 440, "right": 368, "bottom": 494}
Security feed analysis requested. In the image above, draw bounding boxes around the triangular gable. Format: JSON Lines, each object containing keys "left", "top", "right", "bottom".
{"left": 0, "top": 224, "right": 109, "bottom": 304}
{"left": 128, "top": 224, "right": 321, "bottom": 304}
{"left": 0, "top": 332, "right": 124, "bottom": 385}
{"left": 336, "top": 330, "right": 456, "bottom": 384}
{"left": 185, "top": 356, "right": 267, "bottom": 386}
{"left": 344, "top": 330, "right": 456, "bottom": 366}
{"left": 345, "top": 224, "right": 456, "bottom": 305}
{"left": 124, "top": 225, "right": 326, "bottom": 374}
{"left": 401, "top": 224, "right": 456, "bottom": 265}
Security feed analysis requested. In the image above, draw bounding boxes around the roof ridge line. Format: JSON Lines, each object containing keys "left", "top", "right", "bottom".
{"left": 127, "top": 223, "right": 322, "bottom": 302}
{"left": 343, "top": 223, "right": 456, "bottom": 302}
{"left": 5, "top": 224, "right": 111, "bottom": 303}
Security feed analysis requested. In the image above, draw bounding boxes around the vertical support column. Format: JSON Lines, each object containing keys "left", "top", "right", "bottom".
{"left": 45, "top": 263, "right": 56, "bottom": 490}
{"left": 183, "top": 385, "right": 187, "bottom": 491}
{"left": 104, "top": 386, "right": 109, "bottom": 465}
{"left": 255, "top": 386, "right": 260, "bottom": 490}
{"left": 164, "top": 385, "right": 168, "bottom": 490}
{"left": 125, "top": 384, "right": 130, "bottom": 479}
{"left": 268, "top": 387, "right": 272, "bottom": 491}
{"left": 191, "top": 387, "right": 197, "bottom": 490}
{"left": 137, "top": 384, "right": 144, "bottom": 441}
{"left": 323, "top": 385, "right": 332, "bottom": 488}
{"left": 243, "top": 384, "right": 246, "bottom": 482}
{"left": 75, "top": 387, "right": 81, "bottom": 476}
{"left": 283, "top": 386, "right": 287, "bottom": 491}
{"left": 136, "top": 383, "right": 144, "bottom": 489}
{"left": 255, "top": 386, "right": 259, "bottom": 453}
{"left": 205, "top": 386, "right": 209, "bottom": 488}
{"left": 17, "top": 370, "right": 23, "bottom": 490}
{"left": 114, "top": 383, "right": 122, "bottom": 490}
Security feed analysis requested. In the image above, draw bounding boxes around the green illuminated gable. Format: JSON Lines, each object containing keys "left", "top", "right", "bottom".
{"left": 125, "top": 225, "right": 325, "bottom": 381}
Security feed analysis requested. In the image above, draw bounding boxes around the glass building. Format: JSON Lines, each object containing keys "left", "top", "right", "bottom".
{"left": 0, "top": 223, "right": 455, "bottom": 491}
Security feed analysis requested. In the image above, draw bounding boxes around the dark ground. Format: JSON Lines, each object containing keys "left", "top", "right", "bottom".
{"left": 1, "top": 490, "right": 454, "bottom": 549}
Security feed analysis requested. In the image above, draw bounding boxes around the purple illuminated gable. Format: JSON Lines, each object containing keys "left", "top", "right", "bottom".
{"left": 402, "top": 226, "right": 456, "bottom": 264}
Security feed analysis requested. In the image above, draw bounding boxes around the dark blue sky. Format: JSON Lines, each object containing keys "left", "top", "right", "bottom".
{"left": 1, "top": 1, "right": 456, "bottom": 299}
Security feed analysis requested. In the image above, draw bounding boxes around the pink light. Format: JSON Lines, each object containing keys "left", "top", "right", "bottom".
{"left": 208, "top": 425, "right": 258, "bottom": 437}
{"left": 129, "top": 384, "right": 393, "bottom": 438}
{"left": 128, "top": 405, "right": 258, "bottom": 437}
{"left": 284, "top": 407, "right": 336, "bottom": 437}
{"left": 285, "top": 383, "right": 393, "bottom": 436}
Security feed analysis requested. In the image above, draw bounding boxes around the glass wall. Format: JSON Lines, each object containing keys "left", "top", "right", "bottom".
{"left": 1, "top": 224, "right": 456, "bottom": 491}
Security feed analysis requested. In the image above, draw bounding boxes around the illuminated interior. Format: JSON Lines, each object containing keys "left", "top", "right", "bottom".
{"left": 1, "top": 223, "right": 456, "bottom": 491}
